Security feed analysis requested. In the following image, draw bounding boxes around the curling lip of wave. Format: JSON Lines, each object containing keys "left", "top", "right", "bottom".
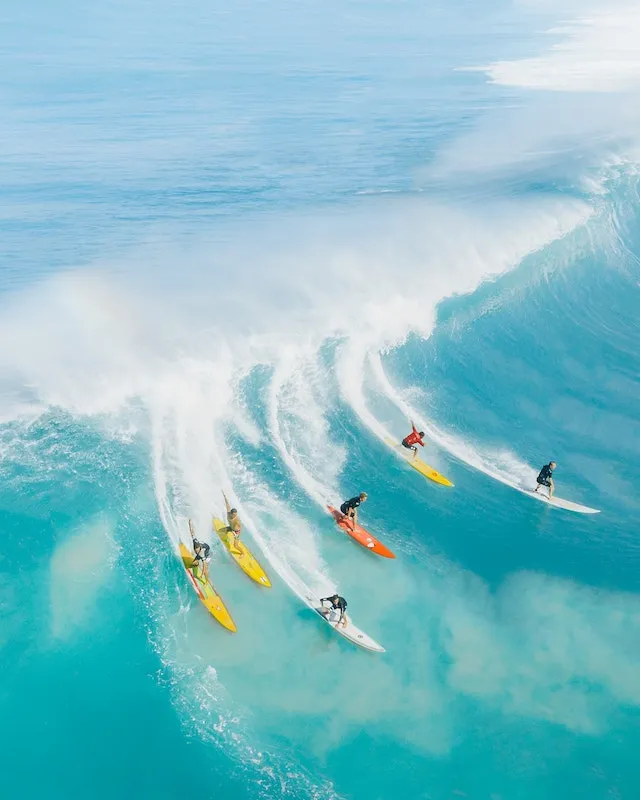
{"left": 0, "top": 194, "right": 592, "bottom": 419}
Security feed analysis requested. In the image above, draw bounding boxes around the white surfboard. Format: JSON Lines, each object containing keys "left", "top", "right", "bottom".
{"left": 522, "top": 486, "right": 600, "bottom": 514}
{"left": 306, "top": 597, "right": 385, "bottom": 653}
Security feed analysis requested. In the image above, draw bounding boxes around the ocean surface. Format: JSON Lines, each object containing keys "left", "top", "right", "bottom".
{"left": 1, "top": 2, "right": 640, "bottom": 799}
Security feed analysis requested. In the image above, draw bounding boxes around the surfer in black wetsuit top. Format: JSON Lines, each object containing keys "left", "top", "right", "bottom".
{"left": 319, "top": 594, "right": 348, "bottom": 627}
{"left": 534, "top": 461, "right": 556, "bottom": 498}
{"left": 188, "top": 519, "right": 211, "bottom": 582}
{"left": 339, "top": 492, "right": 368, "bottom": 525}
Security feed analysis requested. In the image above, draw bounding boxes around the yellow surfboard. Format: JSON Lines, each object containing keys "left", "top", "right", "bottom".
{"left": 179, "top": 543, "right": 237, "bottom": 632}
{"left": 384, "top": 437, "right": 454, "bottom": 487}
{"left": 213, "top": 518, "right": 272, "bottom": 588}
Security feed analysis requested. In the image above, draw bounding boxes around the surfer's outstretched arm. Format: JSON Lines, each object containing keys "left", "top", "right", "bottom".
{"left": 222, "top": 491, "right": 232, "bottom": 514}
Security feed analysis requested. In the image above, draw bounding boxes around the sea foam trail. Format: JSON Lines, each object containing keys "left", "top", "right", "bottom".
{"left": 266, "top": 349, "right": 346, "bottom": 507}
{"left": 147, "top": 359, "right": 335, "bottom": 601}
{"left": 226, "top": 455, "right": 333, "bottom": 599}
{"left": 367, "top": 350, "right": 538, "bottom": 490}
{"left": 334, "top": 330, "right": 548, "bottom": 495}
{"left": 267, "top": 356, "right": 332, "bottom": 507}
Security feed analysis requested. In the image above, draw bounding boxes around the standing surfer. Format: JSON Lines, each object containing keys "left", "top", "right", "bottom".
{"left": 534, "top": 461, "right": 556, "bottom": 498}
{"left": 222, "top": 492, "right": 243, "bottom": 554}
{"left": 401, "top": 422, "right": 426, "bottom": 459}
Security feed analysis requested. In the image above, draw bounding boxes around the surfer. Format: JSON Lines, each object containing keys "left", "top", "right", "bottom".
{"left": 188, "top": 519, "right": 211, "bottom": 582}
{"left": 222, "top": 492, "right": 243, "bottom": 555}
{"left": 339, "top": 492, "right": 368, "bottom": 526}
{"left": 534, "top": 461, "right": 556, "bottom": 498}
{"left": 319, "top": 594, "right": 348, "bottom": 628}
{"left": 401, "top": 422, "right": 425, "bottom": 459}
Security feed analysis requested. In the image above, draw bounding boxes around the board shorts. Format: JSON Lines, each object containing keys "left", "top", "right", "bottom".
{"left": 537, "top": 477, "right": 551, "bottom": 487}
{"left": 340, "top": 503, "right": 353, "bottom": 515}
{"left": 224, "top": 531, "right": 240, "bottom": 551}
{"left": 401, "top": 438, "right": 413, "bottom": 449}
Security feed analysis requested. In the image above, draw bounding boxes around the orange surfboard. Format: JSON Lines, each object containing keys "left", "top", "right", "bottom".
{"left": 327, "top": 506, "right": 395, "bottom": 559}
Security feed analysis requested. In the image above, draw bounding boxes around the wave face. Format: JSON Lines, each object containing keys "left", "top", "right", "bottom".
{"left": 2, "top": 1, "right": 640, "bottom": 799}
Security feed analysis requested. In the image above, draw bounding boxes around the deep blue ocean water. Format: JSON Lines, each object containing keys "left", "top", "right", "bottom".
{"left": 2, "top": 2, "right": 640, "bottom": 799}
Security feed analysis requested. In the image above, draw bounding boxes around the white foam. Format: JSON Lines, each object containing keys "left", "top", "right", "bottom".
{"left": 224, "top": 456, "right": 333, "bottom": 600}
{"left": 375, "top": 350, "right": 535, "bottom": 480}
{"left": 474, "top": 3, "right": 640, "bottom": 93}
{"left": 142, "top": 351, "right": 334, "bottom": 601}
{"left": 266, "top": 349, "right": 346, "bottom": 508}
{"left": 335, "top": 339, "right": 392, "bottom": 441}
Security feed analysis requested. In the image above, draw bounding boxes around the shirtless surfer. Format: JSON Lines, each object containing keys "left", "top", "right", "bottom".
{"left": 222, "top": 491, "right": 242, "bottom": 554}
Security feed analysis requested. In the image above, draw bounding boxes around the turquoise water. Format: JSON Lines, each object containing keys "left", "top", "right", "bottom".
{"left": 2, "top": 2, "right": 640, "bottom": 799}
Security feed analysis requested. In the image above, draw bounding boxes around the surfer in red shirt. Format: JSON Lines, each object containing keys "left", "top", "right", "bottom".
{"left": 401, "top": 422, "right": 426, "bottom": 459}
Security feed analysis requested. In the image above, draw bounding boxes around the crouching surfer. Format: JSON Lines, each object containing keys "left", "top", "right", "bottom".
{"left": 188, "top": 519, "right": 211, "bottom": 583}
{"left": 319, "top": 594, "right": 348, "bottom": 628}
{"left": 339, "top": 492, "right": 368, "bottom": 527}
